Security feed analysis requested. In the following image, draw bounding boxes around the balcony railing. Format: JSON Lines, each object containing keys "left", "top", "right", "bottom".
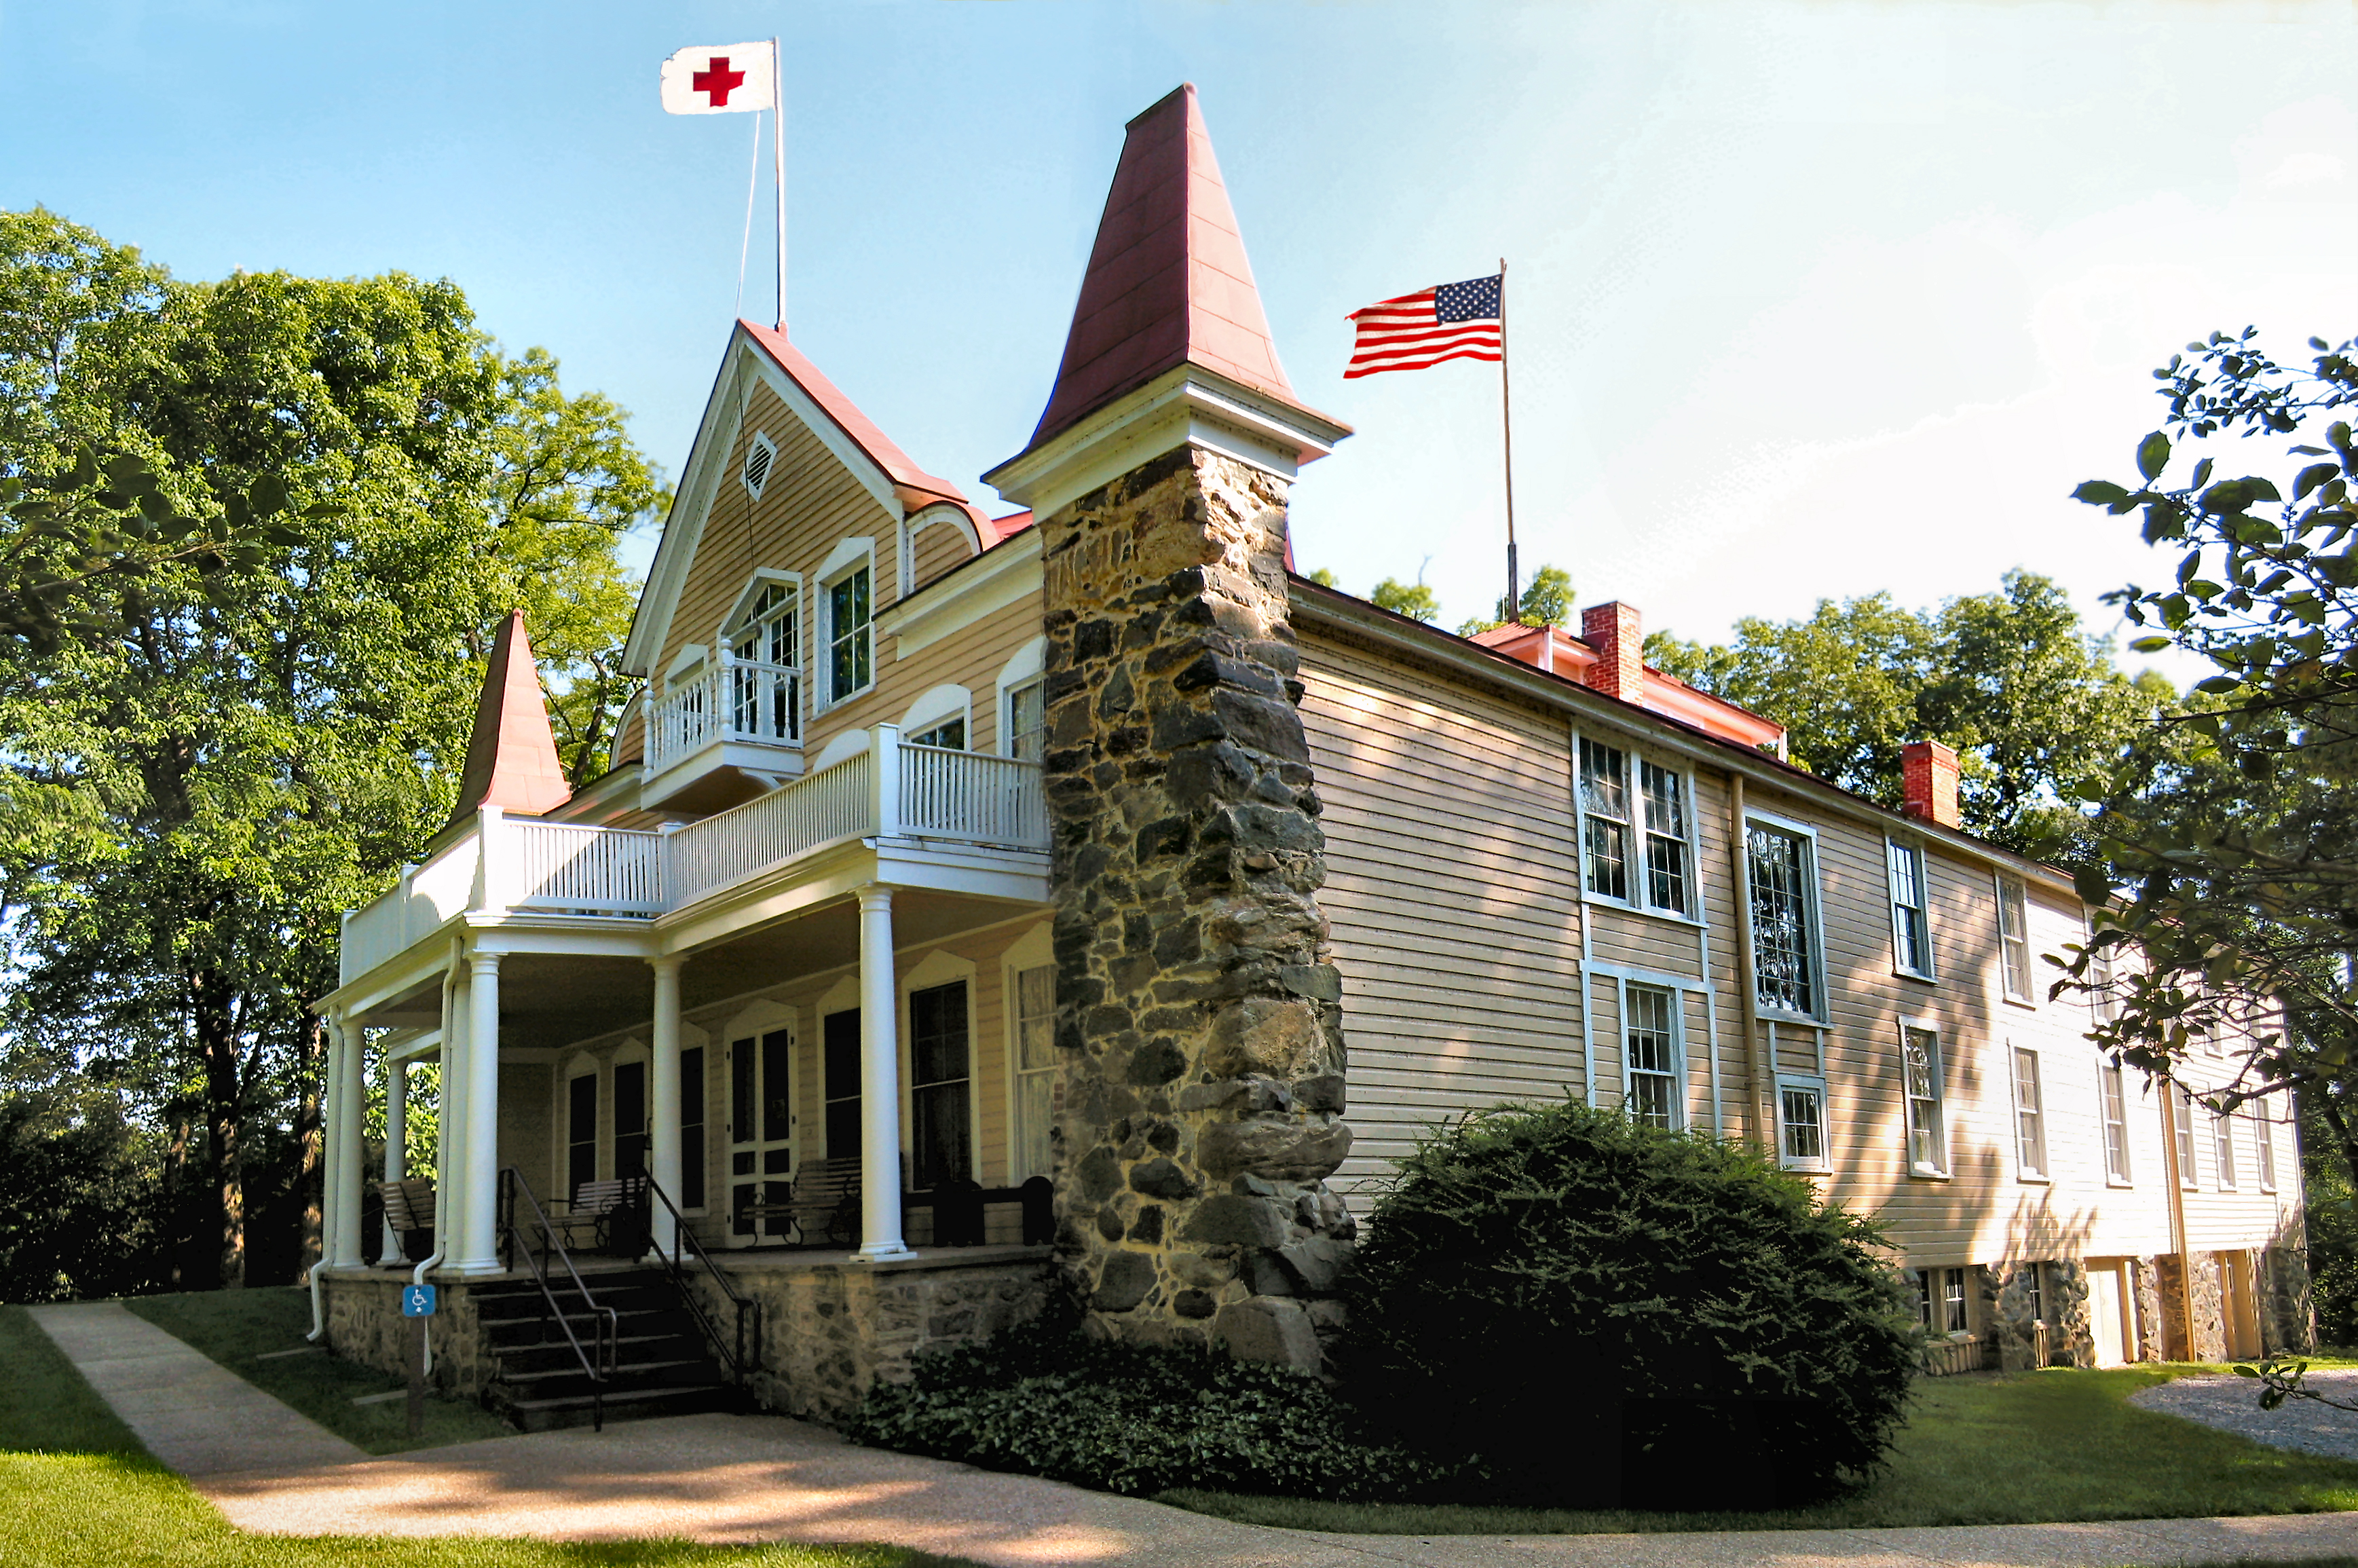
{"left": 645, "top": 656, "right": 801, "bottom": 775}
{"left": 339, "top": 726, "right": 1048, "bottom": 984}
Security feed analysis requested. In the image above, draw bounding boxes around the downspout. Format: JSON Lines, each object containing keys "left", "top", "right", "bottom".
{"left": 409, "top": 956, "right": 460, "bottom": 1377}
{"left": 1725, "top": 772, "right": 1772, "bottom": 1152}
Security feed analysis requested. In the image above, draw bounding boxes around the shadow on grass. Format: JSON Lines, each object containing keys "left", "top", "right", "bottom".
{"left": 121, "top": 1285, "right": 512, "bottom": 1455}
{"left": 3, "top": 1306, "right": 972, "bottom": 1568}
{"left": 1157, "top": 1366, "right": 2358, "bottom": 1535}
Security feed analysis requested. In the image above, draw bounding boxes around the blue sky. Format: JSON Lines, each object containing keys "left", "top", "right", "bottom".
{"left": 5, "top": 2, "right": 2352, "bottom": 671}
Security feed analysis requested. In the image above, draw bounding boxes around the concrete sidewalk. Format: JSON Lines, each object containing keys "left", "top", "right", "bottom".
{"left": 27, "top": 1302, "right": 2358, "bottom": 1567}
{"left": 26, "top": 1300, "right": 366, "bottom": 1476}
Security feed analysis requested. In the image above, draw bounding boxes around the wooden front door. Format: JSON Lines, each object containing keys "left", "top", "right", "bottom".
{"left": 726, "top": 1026, "right": 796, "bottom": 1244}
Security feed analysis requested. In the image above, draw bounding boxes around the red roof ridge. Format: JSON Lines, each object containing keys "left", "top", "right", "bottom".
{"left": 737, "top": 320, "right": 1020, "bottom": 548}
{"left": 1026, "top": 83, "right": 1322, "bottom": 450}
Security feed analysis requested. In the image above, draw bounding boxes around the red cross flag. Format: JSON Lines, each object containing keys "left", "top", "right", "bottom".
{"left": 660, "top": 41, "right": 776, "bottom": 115}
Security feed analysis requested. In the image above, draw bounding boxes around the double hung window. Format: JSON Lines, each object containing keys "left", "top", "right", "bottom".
{"left": 909, "top": 982, "right": 971, "bottom": 1191}
{"left": 2257, "top": 1109, "right": 2277, "bottom": 1190}
{"left": 1996, "top": 875, "right": 2034, "bottom": 1003}
{"left": 2100, "top": 1059, "right": 2133, "bottom": 1184}
{"left": 1577, "top": 739, "right": 1691, "bottom": 917}
{"left": 2171, "top": 1087, "right": 2199, "bottom": 1189}
{"left": 1006, "top": 679, "right": 1045, "bottom": 762}
{"left": 1010, "top": 965, "right": 1056, "bottom": 1180}
{"left": 1903, "top": 1025, "right": 1948, "bottom": 1176}
{"left": 1622, "top": 983, "right": 1681, "bottom": 1130}
{"left": 1888, "top": 841, "right": 1935, "bottom": 978}
{"left": 2213, "top": 1106, "right": 2237, "bottom": 1190}
{"left": 1940, "top": 1267, "right": 1969, "bottom": 1334}
{"left": 825, "top": 565, "right": 874, "bottom": 703}
{"left": 2011, "top": 1047, "right": 2047, "bottom": 1178}
{"left": 1778, "top": 1077, "right": 1828, "bottom": 1172}
{"left": 1748, "top": 821, "right": 1824, "bottom": 1018}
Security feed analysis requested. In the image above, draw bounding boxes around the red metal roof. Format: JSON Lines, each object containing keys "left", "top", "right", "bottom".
{"left": 737, "top": 320, "right": 1022, "bottom": 549}
{"left": 1027, "top": 84, "right": 1320, "bottom": 449}
{"left": 447, "top": 610, "right": 573, "bottom": 828}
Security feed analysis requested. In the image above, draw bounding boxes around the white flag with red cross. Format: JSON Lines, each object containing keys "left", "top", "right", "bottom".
{"left": 659, "top": 42, "right": 776, "bottom": 114}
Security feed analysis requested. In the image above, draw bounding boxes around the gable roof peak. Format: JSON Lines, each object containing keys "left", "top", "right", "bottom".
{"left": 1026, "top": 83, "right": 1314, "bottom": 449}
{"left": 447, "top": 610, "right": 572, "bottom": 829}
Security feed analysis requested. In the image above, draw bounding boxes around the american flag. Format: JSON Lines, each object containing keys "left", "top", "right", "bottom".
{"left": 1345, "top": 274, "right": 1503, "bottom": 378}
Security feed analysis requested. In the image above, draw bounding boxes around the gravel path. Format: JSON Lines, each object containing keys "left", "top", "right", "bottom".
{"left": 2131, "top": 1368, "right": 2358, "bottom": 1460}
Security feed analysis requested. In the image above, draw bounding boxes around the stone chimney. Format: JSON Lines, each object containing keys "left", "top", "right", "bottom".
{"left": 1901, "top": 739, "right": 1960, "bottom": 828}
{"left": 986, "top": 86, "right": 1358, "bottom": 1373}
{"left": 1580, "top": 601, "right": 1644, "bottom": 705}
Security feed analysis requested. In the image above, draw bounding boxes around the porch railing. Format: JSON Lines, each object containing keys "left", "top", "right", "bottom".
{"left": 645, "top": 657, "right": 801, "bottom": 775}
{"left": 643, "top": 1175, "right": 762, "bottom": 1388}
{"left": 496, "top": 1168, "right": 620, "bottom": 1433}
{"left": 340, "top": 726, "right": 1049, "bottom": 982}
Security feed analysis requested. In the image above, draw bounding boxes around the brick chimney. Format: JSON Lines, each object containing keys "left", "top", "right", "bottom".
{"left": 1901, "top": 740, "right": 1960, "bottom": 828}
{"left": 1580, "top": 601, "right": 1643, "bottom": 705}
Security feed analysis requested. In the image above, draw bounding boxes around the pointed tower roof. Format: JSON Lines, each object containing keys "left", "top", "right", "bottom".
{"left": 446, "top": 610, "right": 572, "bottom": 830}
{"left": 1030, "top": 84, "right": 1313, "bottom": 446}
{"left": 988, "top": 85, "right": 1348, "bottom": 519}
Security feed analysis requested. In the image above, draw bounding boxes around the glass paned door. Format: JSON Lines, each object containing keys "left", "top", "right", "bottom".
{"left": 823, "top": 1010, "right": 862, "bottom": 1163}
{"left": 726, "top": 1027, "right": 796, "bottom": 1243}
{"left": 566, "top": 1072, "right": 598, "bottom": 1200}
{"left": 614, "top": 1060, "right": 648, "bottom": 1178}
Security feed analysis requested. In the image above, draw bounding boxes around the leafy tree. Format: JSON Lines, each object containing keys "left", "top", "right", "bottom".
{"left": 0, "top": 208, "right": 660, "bottom": 1288}
{"left": 2057, "top": 330, "right": 2358, "bottom": 1192}
{"left": 1304, "top": 567, "right": 1337, "bottom": 589}
{"left": 1645, "top": 572, "right": 2167, "bottom": 854}
{"left": 1455, "top": 561, "right": 1573, "bottom": 637}
{"left": 1371, "top": 576, "right": 1441, "bottom": 622}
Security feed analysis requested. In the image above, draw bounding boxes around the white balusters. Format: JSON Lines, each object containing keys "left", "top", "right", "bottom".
{"left": 896, "top": 744, "right": 1050, "bottom": 849}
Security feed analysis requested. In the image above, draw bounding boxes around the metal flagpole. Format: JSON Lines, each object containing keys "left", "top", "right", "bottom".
{"left": 734, "top": 111, "right": 762, "bottom": 320}
{"left": 772, "top": 37, "right": 786, "bottom": 331}
{"left": 1499, "top": 257, "right": 1518, "bottom": 622}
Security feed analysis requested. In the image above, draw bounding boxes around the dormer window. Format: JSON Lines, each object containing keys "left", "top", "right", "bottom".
{"left": 741, "top": 431, "right": 778, "bottom": 500}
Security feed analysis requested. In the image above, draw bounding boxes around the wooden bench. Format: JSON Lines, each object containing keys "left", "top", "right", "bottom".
{"left": 377, "top": 1178, "right": 436, "bottom": 1264}
{"left": 550, "top": 1174, "right": 650, "bottom": 1257}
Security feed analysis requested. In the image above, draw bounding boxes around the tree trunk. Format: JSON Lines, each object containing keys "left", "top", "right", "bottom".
{"left": 295, "top": 1011, "right": 326, "bottom": 1277}
{"left": 193, "top": 969, "right": 246, "bottom": 1290}
{"left": 164, "top": 1104, "right": 191, "bottom": 1290}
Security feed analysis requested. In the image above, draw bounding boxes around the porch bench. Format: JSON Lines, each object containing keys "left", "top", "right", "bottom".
{"left": 735, "top": 1163, "right": 1053, "bottom": 1248}
{"left": 550, "top": 1174, "right": 650, "bottom": 1258}
{"left": 378, "top": 1178, "right": 436, "bottom": 1264}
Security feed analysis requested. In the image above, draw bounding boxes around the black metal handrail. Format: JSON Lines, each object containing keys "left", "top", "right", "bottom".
{"left": 497, "top": 1167, "right": 620, "bottom": 1432}
{"left": 641, "top": 1173, "right": 762, "bottom": 1387}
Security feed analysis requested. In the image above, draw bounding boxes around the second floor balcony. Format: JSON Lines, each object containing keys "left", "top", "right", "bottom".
{"left": 641, "top": 654, "right": 804, "bottom": 808}
{"left": 339, "top": 728, "right": 1048, "bottom": 985}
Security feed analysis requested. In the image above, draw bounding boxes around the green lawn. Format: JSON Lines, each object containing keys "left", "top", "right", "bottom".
{"left": 123, "top": 1285, "right": 512, "bottom": 1454}
{"left": 0, "top": 1305, "right": 977, "bottom": 1568}
{"left": 1161, "top": 1365, "right": 2358, "bottom": 1535}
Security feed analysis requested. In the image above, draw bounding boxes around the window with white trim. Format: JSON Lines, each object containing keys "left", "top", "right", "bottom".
{"left": 2011, "top": 1046, "right": 2047, "bottom": 1179}
{"left": 1577, "top": 739, "right": 1692, "bottom": 918}
{"left": 723, "top": 579, "right": 801, "bottom": 744}
{"left": 1888, "top": 840, "right": 1935, "bottom": 979}
{"left": 2087, "top": 921, "right": 2118, "bottom": 1022}
{"left": 741, "top": 430, "right": 778, "bottom": 500}
{"left": 824, "top": 562, "right": 874, "bottom": 703}
{"left": 1748, "top": 821, "right": 1824, "bottom": 1019}
{"left": 2256, "top": 1107, "right": 2277, "bottom": 1191}
{"left": 2171, "top": 1086, "right": 2199, "bottom": 1189}
{"left": 1903, "top": 1024, "right": 1947, "bottom": 1176}
{"left": 1622, "top": 982, "right": 1681, "bottom": 1130}
{"left": 910, "top": 716, "right": 967, "bottom": 750}
{"left": 1006, "top": 679, "right": 1045, "bottom": 762}
{"left": 1010, "top": 963, "right": 1056, "bottom": 1182}
{"left": 1996, "top": 875, "right": 2034, "bottom": 1004}
{"left": 1778, "top": 1075, "right": 1828, "bottom": 1172}
{"left": 2100, "top": 1058, "right": 2133, "bottom": 1184}
{"left": 2213, "top": 1105, "right": 2237, "bottom": 1190}
{"left": 1941, "top": 1266, "right": 1969, "bottom": 1334}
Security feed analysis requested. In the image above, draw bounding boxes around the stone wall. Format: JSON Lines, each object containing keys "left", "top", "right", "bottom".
{"left": 1985, "top": 1259, "right": 2095, "bottom": 1370}
{"left": 2130, "top": 1256, "right": 2167, "bottom": 1361}
{"left": 321, "top": 1269, "right": 498, "bottom": 1396}
{"left": 1039, "top": 445, "right": 1355, "bottom": 1372}
{"left": 2156, "top": 1252, "right": 2228, "bottom": 1361}
{"left": 2263, "top": 1246, "right": 2317, "bottom": 1354}
{"left": 683, "top": 1249, "right": 1055, "bottom": 1423}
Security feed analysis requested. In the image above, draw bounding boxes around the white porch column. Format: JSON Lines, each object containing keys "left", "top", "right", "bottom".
{"left": 649, "top": 954, "right": 684, "bottom": 1259}
{"left": 318, "top": 1020, "right": 345, "bottom": 1273}
{"left": 853, "top": 883, "right": 911, "bottom": 1260}
{"left": 329, "top": 1015, "right": 365, "bottom": 1268}
{"left": 438, "top": 966, "right": 470, "bottom": 1271}
{"left": 381, "top": 1057, "right": 408, "bottom": 1260}
{"left": 456, "top": 951, "right": 504, "bottom": 1273}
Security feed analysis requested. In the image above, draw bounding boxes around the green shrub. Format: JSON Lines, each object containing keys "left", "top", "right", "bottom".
{"left": 843, "top": 1313, "right": 1457, "bottom": 1500}
{"left": 1336, "top": 1100, "right": 1920, "bottom": 1507}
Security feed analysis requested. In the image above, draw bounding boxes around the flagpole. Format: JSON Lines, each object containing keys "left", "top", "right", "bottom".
{"left": 771, "top": 36, "right": 786, "bottom": 331}
{"left": 1499, "top": 257, "right": 1518, "bottom": 622}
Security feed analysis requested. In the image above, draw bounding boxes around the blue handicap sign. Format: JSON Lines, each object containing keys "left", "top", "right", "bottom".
{"left": 401, "top": 1284, "right": 437, "bottom": 1318}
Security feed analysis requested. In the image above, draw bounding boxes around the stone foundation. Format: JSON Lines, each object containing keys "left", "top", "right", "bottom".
{"left": 680, "top": 1248, "right": 1056, "bottom": 1423}
{"left": 2263, "top": 1246, "right": 2317, "bottom": 1354}
{"left": 2130, "top": 1256, "right": 2167, "bottom": 1361}
{"left": 320, "top": 1269, "right": 498, "bottom": 1396}
{"left": 1040, "top": 446, "right": 1356, "bottom": 1371}
{"left": 2155, "top": 1252, "right": 2229, "bottom": 1361}
{"left": 1985, "top": 1259, "right": 2095, "bottom": 1370}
